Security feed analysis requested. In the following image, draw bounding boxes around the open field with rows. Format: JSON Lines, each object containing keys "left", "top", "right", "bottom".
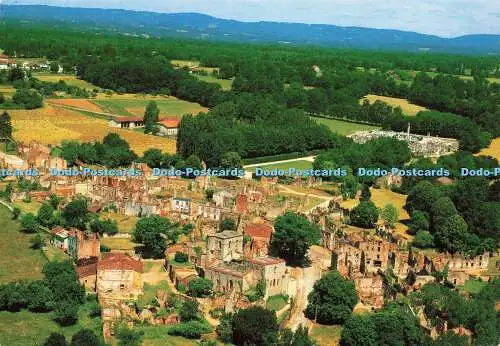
{"left": 311, "top": 116, "right": 380, "bottom": 135}
{"left": 47, "top": 98, "right": 105, "bottom": 113}
{"left": 9, "top": 105, "right": 176, "bottom": 155}
{"left": 244, "top": 159, "right": 313, "bottom": 173}
{"left": 33, "top": 72, "right": 100, "bottom": 90}
{"left": 362, "top": 94, "right": 428, "bottom": 116}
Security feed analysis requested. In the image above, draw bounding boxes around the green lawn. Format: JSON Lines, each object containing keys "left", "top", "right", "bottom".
{"left": 245, "top": 159, "right": 313, "bottom": 174}
{"left": 0, "top": 205, "right": 46, "bottom": 283}
{"left": 138, "top": 325, "right": 199, "bottom": 346}
{"left": 459, "top": 279, "right": 488, "bottom": 294}
{"left": 266, "top": 294, "right": 288, "bottom": 311}
{"left": 310, "top": 324, "right": 343, "bottom": 346}
{"left": 195, "top": 75, "right": 233, "bottom": 90}
{"left": 138, "top": 280, "right": 172, "bottom": 307}
{"left": 0, "top": 299, "right": 103, "bottom": 346}
{"left": 93, "top": 98, "right": 209, "bottom": 118}
{"left": 311, "top": 116, "right": 380, "bottom": 135}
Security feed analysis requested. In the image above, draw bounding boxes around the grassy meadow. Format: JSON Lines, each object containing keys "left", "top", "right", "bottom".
{"left": 195, "top": 74, "right": 233, "bottom": 90}
{"left": 311, "top": 117, "right": 380, "bottom": 135}
{"left": 0, "top": 300, "right": 103, "bottom": 346}
{"left": 0, "top": 205, "right": 46, "bottom": 283}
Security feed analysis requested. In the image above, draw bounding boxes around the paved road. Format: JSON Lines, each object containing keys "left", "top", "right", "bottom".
{"left": 243, "top": 156, "right": 316, "bottom": 169}
{"left": 278, "top": 185, "right": 333, "bottom": 201}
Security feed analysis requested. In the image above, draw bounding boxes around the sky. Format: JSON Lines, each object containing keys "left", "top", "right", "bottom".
{"left": 12, "top": 0, "right": 500, "bottom": 37}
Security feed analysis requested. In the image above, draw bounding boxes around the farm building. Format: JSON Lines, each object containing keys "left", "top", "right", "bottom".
{"left": 158, "top": 118, "right": 180, "bottom": 136}
{"left": 0, "top": 54, "right": 16, "bottom": 70}
{"left": 109, "top": 117, "right": 145, "bottom": 129}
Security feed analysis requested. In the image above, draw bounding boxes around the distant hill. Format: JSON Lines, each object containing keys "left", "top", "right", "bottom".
{"left": 1, "top": 5, "right": 499, "bottom": 55}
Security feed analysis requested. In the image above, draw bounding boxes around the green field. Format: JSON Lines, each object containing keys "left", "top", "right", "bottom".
{"left": 266, "top": 294, "right": 288, "bottom": 311}
{"left": 245, "top": 159, "right": 313, "bottom": 173}
{"left": 93, "top": 98, "right": 209, "bottom": 118}
{"left": 195, "top": 74, "right": 233, "bottom": 90}
{"left": 0, "top": 205, "right": 46, "bottom": 283}
{"left": 0, "top": 300, "right": 103, "bottom": 346}
{"left": 311, "top": 117, "right": 380, "bottom": 135}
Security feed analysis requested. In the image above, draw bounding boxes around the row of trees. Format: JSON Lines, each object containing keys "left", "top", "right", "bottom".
{"left": 61, "top": 133, "right": 137, "bottom": 168}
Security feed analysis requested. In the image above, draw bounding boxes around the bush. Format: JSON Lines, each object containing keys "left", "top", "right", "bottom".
{"left": 167, "top": 321, "right": 212, "bottom": 339}
{"left": 12, "top": 89, "right": 43, "bottom": 109}
{"left": 174, "top": 252, "right": 188, "bottom": 263}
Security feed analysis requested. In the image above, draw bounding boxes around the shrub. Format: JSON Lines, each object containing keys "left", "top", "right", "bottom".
{"left": 174, "top": 252, "right": 188, "bottom": 263}
{"left": 167, "top": 321, "right": 212, "bottom": 339}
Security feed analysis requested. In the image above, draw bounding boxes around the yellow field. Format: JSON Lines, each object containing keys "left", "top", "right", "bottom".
{"left": 477, "top": 138, "right": 500, "bottom": 161}
{"left": 33, "top": 72, "right": 100, "bottom": 90}
{"left": 362, "top": 94, "right": 428, "bottom": 116}
{"left": 0, "top": 85, "right": 16, "bottom": 96}
{"left": 9, "top": 105, "right": 176, "bottom": 155}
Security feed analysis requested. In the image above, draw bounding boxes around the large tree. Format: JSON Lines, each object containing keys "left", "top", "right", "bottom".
{"left": 69, "top": 329, "right": 99, "bottom": 346}
{"left": 232, "top": 306, "right": 279, "bottom": 346}
{"left": 406, "top": 181, "right": 441, "bottom": 215}
{"left": 133, "top": 215, "right": 178, "bottom": 258}
{"left": 350, "top": 201, "right": 379, "bottom": 228}
{"left": 143, "top": 101, "right": 160, "bottom": 134}
{"left": 62, "top": 197, "right": 89, "bottom": 230}
{"left": 305, "top": 271, "right": 358, "bottom": 325}
{"left": 434, "top": 215, "right": 470, "bottom": 254}
{"left": 0, "top": 111, "right": 12, "bottom": 141}
{"left": 271, "top": 212, "right": 321, "bottom": 266}
{"left": 340, "top": 314, "right": 377, "bottom": 346}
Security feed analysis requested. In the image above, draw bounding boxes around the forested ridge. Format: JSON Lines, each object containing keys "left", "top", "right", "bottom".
{"left": 1, "top": 24, "right": 499, "bottom": 161}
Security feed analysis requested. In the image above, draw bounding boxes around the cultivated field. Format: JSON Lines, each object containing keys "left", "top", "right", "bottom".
{"left": 47, "top": 98, "right": 105, "bottom": 113}
{"left": 9, "top": 105, "right": 176, "bottom": 155}
{"left": 362, "top": 94, "right": 428, "bottom": 116}
{"left": 0, "top": 205, "right": 46, "bottom": 283}
{"left": 33, "top": 72, "right": 100, "bottom": 90}
{"left": 93, "top": 97, "right": 209, "bottom": 118}
{"left": 477, "top": 138, "right": 500, "bottom": 161}
{"left": 311, "top": 117, "right": 380, "bottom": 135}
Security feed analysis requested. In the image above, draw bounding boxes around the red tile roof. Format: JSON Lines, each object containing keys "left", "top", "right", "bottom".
{"left": 113, "top": 117, "right": 144, "bottom": 123}
{"left": 76, "top": 262, "right": 98, "bottom": 278}
{"left": 244, "top": 222, "right": 273, "bottom": 240}
{"left": 158, "top": 118, "right": 180, "bottom": 128}
{"left": 98, "top": 253, "right": 144, "bottom": 273}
